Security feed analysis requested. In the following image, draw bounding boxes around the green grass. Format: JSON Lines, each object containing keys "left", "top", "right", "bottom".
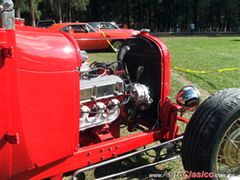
{"left": 161, "top": 36, "right": 240, "bottom": 94}
{"left": 88, "top": 52, "right": 118, "bottom": 63}
{"left": 85, "top": 36, "right": 240, "bottom": 179}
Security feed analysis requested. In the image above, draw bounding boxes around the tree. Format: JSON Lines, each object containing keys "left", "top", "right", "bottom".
{"left": 14, "top": 0, "right": 28, "bottom": 18}
{"left": 14, "top": 0, "right": 240, "bottom": 31}
{"left": 28, "top": 0, "right": 36, "bottom": 26}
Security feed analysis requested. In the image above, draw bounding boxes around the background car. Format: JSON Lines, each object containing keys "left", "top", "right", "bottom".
{"left": 88, "top": 22, "right": 120, "bottom": 29}
{"left": 49, "top": 22, "right": 139, "bottom": 51}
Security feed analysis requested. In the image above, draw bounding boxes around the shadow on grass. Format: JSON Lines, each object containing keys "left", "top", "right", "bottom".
{"left": 93, "top": 154, "right": 170, "bottom": 180}
{"left": 230, "top": 39, "right": 240, "bottom": 42}
{"left": 186, "top": 73, "right": 217, "bottom": 91}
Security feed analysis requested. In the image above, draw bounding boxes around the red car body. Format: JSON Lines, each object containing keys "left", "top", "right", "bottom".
{"left": 49, "top": 22, "right": 139, "bottom": 50}
{"left": 0, "top": 21, "right": 177, "bottom": 179}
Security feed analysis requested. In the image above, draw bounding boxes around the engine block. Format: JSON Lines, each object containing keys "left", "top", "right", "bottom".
{"left": 80, "top": 75, "right": 124, "bottom": 103}
{"left": 80, "top": 75, "right": 124, "bottom": 131}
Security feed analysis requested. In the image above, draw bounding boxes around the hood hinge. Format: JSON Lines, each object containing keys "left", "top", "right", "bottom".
{"left": 4, "top": 132, "right": 20, "bottom": 144}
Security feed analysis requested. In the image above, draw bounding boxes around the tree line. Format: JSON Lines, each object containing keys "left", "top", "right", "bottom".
{"left": 13, "top": 0, "right": 240, "bottom": 32}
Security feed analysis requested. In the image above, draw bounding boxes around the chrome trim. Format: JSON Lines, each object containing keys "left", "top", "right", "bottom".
{"left": 73, "top": 136, "right": 183, "bottom": 180}
{"left": 176, "top": 85, "right": 201, "bottom": 111}
{"left": 80, "top": 99, "right": 120, "bottom": 131}
{"left": 80, "top": 75, "right": 124, "bottom": 103}
{"left": 0, "top": 0, "right": 15, "bottom": 29}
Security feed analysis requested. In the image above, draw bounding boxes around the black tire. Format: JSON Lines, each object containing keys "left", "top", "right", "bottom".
{"left": 182, "top": 88, "right": 240, "bottom": 179}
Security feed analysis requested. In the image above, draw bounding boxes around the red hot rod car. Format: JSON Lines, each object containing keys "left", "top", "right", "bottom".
{"left": 0, "top": 0, "right": 239, "bottom": 179}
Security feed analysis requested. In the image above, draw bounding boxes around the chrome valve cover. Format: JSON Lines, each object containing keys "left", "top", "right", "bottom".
{"left": 80, "top": 75, "right": 124, "bottom": 103}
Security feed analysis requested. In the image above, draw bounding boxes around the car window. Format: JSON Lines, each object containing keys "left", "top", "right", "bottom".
{"left": 61, "top": 24, "right": 96, "bottom": 33}
{"left": 62, "top": 26, "right": 71, "bottom": 33}
{"left": 88, "top": 22, "right": 100, "bottom": 29}
{"left": 110, "top": 22, "right": 119, "bottom": 29}
{"left": 71, "top": 25, "right": 88, "bottom": 33}
{"left": 100, "top": 23, "right": 105, "bottom": 29}
{"left": 85, "top": 24, "right": 96, "bottom": 32}
{"left": 103, "top": 23, "right": 118, "bottom": 29}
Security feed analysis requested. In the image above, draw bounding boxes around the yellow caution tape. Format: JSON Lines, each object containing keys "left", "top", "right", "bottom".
{"left": 174, "top": 67, "right": 240, "bottom": 74}
{"left": 217, "top": 67, "right": 240, "bottom": 72}
{"left": 174, "top": 67, "right": 207, "bottom": 74}
{"left": 99, "top": 30, "right": 118, "bottom": 53}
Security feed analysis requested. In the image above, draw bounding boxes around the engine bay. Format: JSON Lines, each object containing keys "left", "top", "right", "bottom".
{"left": 79, "top": 53, "right": 153, "bottom": 131}
{"left": 79, "top": 37, "right": 161, "bottom": 145}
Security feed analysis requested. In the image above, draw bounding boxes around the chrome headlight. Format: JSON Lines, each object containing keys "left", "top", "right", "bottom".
{"left": 176, "top": 85, "right": 201, "bottom": 111}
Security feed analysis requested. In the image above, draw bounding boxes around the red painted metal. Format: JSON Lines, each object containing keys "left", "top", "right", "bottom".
{"left": 139, "top": 32, "right": 177, "bottom": 139}
{"left": 0, "top": 23, "right": 188, "bottom": 179}
{"left": 139, "top": 31, "right": 171, "bottom": 106}
{"left": 0, "top": 28, "right": 19, "bottom": 179}
{"left": 12, "top": 130, "right": 162, "bottom": 180}
{"left": 0, "top": 25, "right": 81, "bottom": 179}
{"left": 16, "top": 25, "right": 81, "bottom": 168}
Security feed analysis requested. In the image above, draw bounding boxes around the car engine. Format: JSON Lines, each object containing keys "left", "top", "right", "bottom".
{"left": 79, "top": 51, "right": 153, "bottom": 131}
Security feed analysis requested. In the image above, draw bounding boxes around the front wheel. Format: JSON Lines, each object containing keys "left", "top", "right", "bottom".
{"left": 182, "top": 88, "right": 240, "bottom": 179}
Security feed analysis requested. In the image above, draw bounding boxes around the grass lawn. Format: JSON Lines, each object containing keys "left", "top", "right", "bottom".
{"left": 89, "top": 36, "right": 240, "bottom": 95}
{"left": 84, "top": 36, "right": 240, "bottom": 179}
{"left": 161, "top": 36, "right": 240, "bottom": 94}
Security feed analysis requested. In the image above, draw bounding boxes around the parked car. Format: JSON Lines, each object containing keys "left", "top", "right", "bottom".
{"left": 88, "top": 21, "right": 120, "bottom": 29}
{"left": 49, "top": 22, "right": 139, "bottom": 51}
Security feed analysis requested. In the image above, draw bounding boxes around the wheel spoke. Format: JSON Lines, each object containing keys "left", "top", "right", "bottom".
{"left": 216, "top": 119, "right": 240, "bottom": 177}
{"left": 217, "top": 152, "right": 240, "bottom": 162}
{"left": 234, "top": 120, "right": 240, "bottom": 128}
{"left": 225, "top": 134, "right": 240, "bottom": 151}
{"left": 236, "top": 121, "right": 240, "bottom": 129}
{"left": 218, "top": 166, "right": 240, "bottom": 175}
